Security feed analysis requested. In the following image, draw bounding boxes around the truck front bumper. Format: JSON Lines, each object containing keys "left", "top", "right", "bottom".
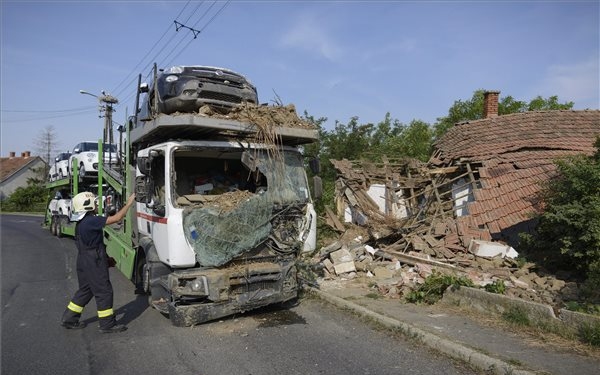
{"left": 166, "top": 260, "right": 298, "bottom": 327}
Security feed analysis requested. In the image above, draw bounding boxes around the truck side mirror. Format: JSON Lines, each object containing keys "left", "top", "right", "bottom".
{"left": 135, "top": 176, "right": 153, "bottom": 204}
{"left": 313, "top": 175, "right": 323, "bottom": 200}
{"left": 309, "top": 158, "right": 321, "bottom": 175}
{"left": 137, "top": 157, "right": 151, "bottom": 175}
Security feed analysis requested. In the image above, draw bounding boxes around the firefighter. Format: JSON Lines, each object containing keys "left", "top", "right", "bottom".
{"left": 60, "top": 191, "right": 136, "bottom": 333}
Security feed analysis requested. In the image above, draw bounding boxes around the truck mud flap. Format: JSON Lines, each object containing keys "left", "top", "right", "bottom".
{"left": 167, "top": 289, "right": 297, "bottom": 327}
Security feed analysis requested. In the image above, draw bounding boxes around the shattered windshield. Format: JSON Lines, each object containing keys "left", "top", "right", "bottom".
{"left": 253, "top": 150, "right": 310, "bottom": 205}
{"left": 172, "top": 146, "right": 311, "bottom": 267}
{"left": 173, "top": 148, "right": 310, "bottom": 206}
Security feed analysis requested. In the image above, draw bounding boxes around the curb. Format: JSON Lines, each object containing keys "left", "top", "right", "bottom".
{"left": 304, "top": 286, "right": 537, "bottom": 375}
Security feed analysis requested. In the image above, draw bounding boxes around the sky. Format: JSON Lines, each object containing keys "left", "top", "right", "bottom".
{"left": 1, "top": 0, "right": 599, "bottom": 159}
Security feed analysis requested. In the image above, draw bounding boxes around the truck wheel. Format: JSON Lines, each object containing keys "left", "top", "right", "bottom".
{"left": 50, "top": 216, "right": 57, "bottom": 236}
{"left": 133, "top": 253, "right": 147, "bottom": 295}
{"left": 144, "top": 261, "right": 170, "bottom": 314}
{"left": 56, "top": 218, "right": 63, "bottom": 238}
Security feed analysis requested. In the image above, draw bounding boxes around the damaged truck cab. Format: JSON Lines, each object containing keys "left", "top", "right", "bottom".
{"left": 118, "top": 65, "right": 319, "bottom": 326}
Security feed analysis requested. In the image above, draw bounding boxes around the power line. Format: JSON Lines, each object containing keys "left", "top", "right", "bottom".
{"left": 4, "top": 2, "right": 230, "bottom": 128}
{"left": 117, "top": 0, "right": 230, "bottom": 112}
{"left": 144, "top": 1, "right": 216, "bottom": 76}
{"left": 1, "top": 106, "right": 95, "bottom": 113}
{"left": 110, "top": 0, "right": 196, "bottom": 99}
{"left": 163, "top": 1, "right": 231, "bottom": 67}
{"left": 2, "top": 108, "right": 98, "bottom": 123}
{"left": 109, "top": 1, "right": 230, "bottom": 116}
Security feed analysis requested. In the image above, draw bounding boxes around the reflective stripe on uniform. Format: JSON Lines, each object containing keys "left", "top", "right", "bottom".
{"left": 97, "top": 308, "right": 114, "bottom": 318}
{"left": 67, "top": 301, "right": 84, "bottom": 313}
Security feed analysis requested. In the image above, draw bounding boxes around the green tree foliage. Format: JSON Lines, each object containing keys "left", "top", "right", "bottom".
{"left": 0, "top": 166, "right": 48, "bottom": 213}
{"left": 433, "top": 90, "right": 574, "bottom": 140}
{"left": 380, "top": 119, "right": 433, "bottom": 161}
{"left": 520, "top": 138, "right": 600, "bottom": 296}
{"left": 318, "top": 114, "right": 432, "bottom": 168}
{"left": 1, "top": 184, "right": 47, "bottom": 212}
{"left": 301, "top": 111, "right": 335, "bottom": 214}
{"left": 302, "top": 111, "right": 434, "bottom": 217}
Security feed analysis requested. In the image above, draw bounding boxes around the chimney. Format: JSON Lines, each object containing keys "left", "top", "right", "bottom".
{"left": 483, "top": 90, "right": 500, "bottom": 118}
{"left": 25, "top": 151, "right": 31, "bottom": 158}
{"left": 9, "top": 152, "right": 15, "bottom": 158}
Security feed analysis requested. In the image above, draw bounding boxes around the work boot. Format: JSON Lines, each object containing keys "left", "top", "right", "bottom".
{"left": 61, "top": 321, "right": 86, "bottom": 329}
{"left": 99, "top": 324, "right": 127, "bottom": 333}
{"left": 61, "top": 308, "right": 85, "bottom": 329}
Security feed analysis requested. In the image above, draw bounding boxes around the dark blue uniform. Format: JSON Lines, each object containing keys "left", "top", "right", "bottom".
{"left": 61, "top": 213, "right": 118, "bottom": 330}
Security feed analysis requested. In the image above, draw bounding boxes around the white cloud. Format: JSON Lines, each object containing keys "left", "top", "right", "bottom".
{"left": 279, "top": 13, "right": 342, "bottom": 61}
{"left": 534, "top": 57, "right": 600, "bottom": 109}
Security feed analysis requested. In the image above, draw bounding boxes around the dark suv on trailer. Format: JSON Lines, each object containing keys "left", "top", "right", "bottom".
{"left": 139, "top": 65, "right": 258, "bottom": 118}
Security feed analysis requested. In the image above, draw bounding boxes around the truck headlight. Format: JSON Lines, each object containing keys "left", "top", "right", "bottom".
{"left": 190, "top": 276, "right": 208, "bottom": 293}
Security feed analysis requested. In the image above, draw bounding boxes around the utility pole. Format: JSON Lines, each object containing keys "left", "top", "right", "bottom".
{"left": 100, "top": 93, "right": 118, "bottom": 147}
{"left": 80, "top": 90, "right": 118, "bottom": 146}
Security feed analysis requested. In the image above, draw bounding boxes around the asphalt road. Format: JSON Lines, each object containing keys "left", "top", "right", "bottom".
{"left": 1, "top": 214, "right": 479, "bottom": 375}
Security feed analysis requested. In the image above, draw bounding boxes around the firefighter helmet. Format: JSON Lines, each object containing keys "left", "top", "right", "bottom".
{"left": 70, "top": 192, "right": 96, "bottom": 221}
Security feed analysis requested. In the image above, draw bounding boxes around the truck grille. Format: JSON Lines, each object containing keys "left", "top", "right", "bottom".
{"left": 230, "top": 280, "right": 276, "bottom": 295}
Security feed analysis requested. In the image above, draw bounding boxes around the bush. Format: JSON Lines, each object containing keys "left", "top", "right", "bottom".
{"left": 0, "top": 184, "right": 47, "bottom": 212}
{"left": 405, "top": 271, "right": 474, "bottom": 304}
{"left": 484, "top": 279, "right": 506, "bottom": 294}
{"left": 519, "top": 138, "right": 600, "bottom": 299}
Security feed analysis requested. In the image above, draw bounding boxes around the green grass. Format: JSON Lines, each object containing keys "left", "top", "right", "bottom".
{"left": 501, "top": 307, "right": 530, "bottom": 326}
{"left": 579, "top": 322, "right": 600, "bottom": 347}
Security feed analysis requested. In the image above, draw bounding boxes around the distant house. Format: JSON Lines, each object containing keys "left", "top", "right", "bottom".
{"left": 0, "top": 151, "right": 47, "bottom": 201}
{"left": 429, "top": 91, "right": 600, "bottom": 246}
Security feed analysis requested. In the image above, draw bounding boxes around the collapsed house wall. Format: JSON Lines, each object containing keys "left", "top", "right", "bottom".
{"left": 322, "top": 108, "right": 599, "bottom": 305}
{"left": 331, "top": 109, "right": 600, "bottom": 253}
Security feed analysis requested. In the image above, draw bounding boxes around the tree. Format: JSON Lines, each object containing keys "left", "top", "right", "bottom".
{"left": 520, "top": 137, "right": 600, "bottom": 297}
{"left": 433, "top": 90, "right": 574, "bottom": 140}
{"left": 33, "top": 125, "right": 60, "bottom": 177}
{"left": 381, "top": 119, "right": 432, "bottom": 162}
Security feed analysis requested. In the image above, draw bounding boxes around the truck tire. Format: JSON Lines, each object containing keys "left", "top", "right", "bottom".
{"left": 133, "top": 251, "right": 147, "bottom": 294}
{"left": 50, "top": 216, "right": 57, "bottom": 236}
{"left": 56, "top": 217, "right": 63, "bottom": 238}
{"left": 144, "top": 261, "right": 170, "bottom": 314}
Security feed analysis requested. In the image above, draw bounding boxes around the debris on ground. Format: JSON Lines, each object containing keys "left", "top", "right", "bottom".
{"left": 307, "top": 156, "right": 585, "bottom": 308}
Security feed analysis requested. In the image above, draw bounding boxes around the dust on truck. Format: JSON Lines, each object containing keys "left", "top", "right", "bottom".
{"left": 104, "top": 65, "right": 320, "bottom": 327}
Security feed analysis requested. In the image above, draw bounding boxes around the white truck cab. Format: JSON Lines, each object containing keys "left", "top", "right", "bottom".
{"left": 135, "top": 140, "right": 317, "bottom": 270}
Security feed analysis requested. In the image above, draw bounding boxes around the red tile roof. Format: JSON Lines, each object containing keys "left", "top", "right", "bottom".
{"left": 0, "top": 155, "right": 43, "bottom": 182}
{"left": 431, "top": 110, "right": 600, "bottom": 235}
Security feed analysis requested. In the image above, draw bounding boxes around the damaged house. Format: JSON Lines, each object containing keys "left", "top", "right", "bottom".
{"left": 326, "top": 92, "right": 599, "bottom": 301}
{"left": 429, "top": 92, "right": 600, "bottom": 248}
